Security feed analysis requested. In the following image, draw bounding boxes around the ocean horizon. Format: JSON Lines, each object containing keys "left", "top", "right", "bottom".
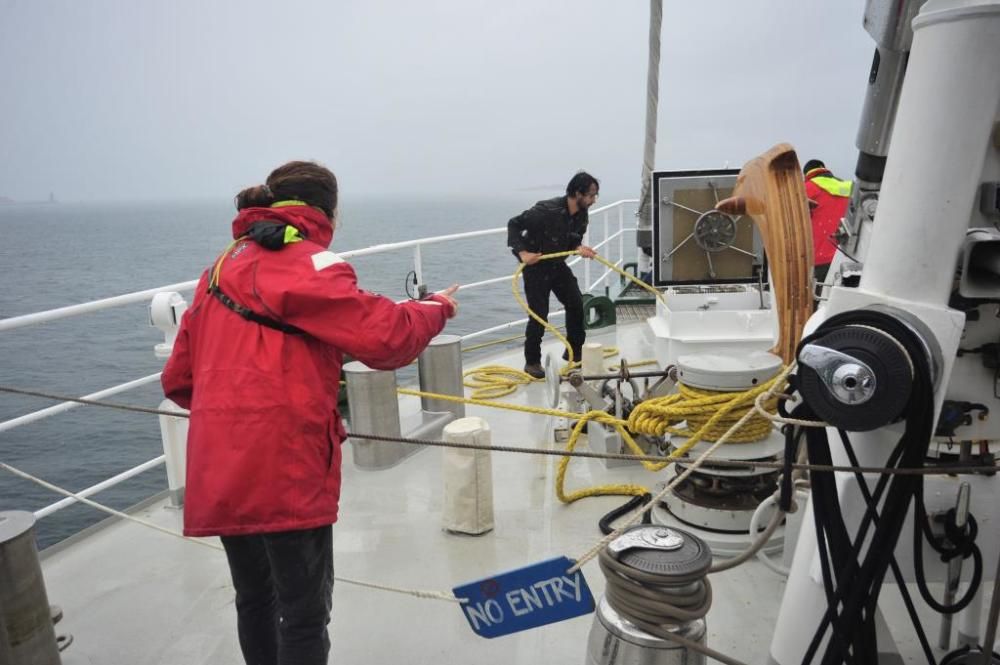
{"left": 0, "top": 194, "right": 637, "bottom": 547}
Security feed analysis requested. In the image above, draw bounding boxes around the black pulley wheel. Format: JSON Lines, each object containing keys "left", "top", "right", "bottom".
{"left": 798, "top": 325, "right": 912, "bottom": 431}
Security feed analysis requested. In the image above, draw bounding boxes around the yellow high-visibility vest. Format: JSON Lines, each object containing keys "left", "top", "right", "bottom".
{"left": 810, "top": 176, "right": 852, "bottom": 198}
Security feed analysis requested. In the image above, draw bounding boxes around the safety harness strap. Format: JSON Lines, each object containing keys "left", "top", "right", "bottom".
{"left": 209, "top": 286, "right": 306, "bottom": 336}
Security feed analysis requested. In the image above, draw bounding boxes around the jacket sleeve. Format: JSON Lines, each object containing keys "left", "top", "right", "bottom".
{"left": 803, "top": 181, "right": 820, "bottom": 210}
{"left": 160, "top": 274, "right": 208, "bottom": 410}
{"left": 279, "top": 258, "right": 453, "bottom": 370}
{"left": 507, "top": 205, "right": 541, "bottom": 257}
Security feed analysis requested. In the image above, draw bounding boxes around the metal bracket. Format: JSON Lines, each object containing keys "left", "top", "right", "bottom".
{"left": 608, "top": 527, "right": 684, "bottom": 557}
{"left": 799, "top": 344, "right": 877, "bottom": 405}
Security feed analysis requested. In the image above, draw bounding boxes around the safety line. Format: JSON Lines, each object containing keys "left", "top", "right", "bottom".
{"left": 0, "top": 461, "right": 462, "bottom": 603}
{"left": 1, "top": 385, "right": 994, "bottom": 476}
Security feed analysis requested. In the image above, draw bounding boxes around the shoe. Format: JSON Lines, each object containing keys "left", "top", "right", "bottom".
{"left": 523, "top": 363, "right": 545, "bottom": 379}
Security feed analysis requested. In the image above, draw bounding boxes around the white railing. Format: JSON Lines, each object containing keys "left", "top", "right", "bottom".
{"left": 0, "top": 199, "right": 637, "bottom": 520}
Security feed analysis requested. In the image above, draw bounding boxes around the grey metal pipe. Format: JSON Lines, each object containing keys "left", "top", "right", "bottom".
{"left": 636, "top": 0, "right": 663, "bottom": 262}
{"left": 982, "top": 548, "right": 1000, "bottom": 665}
{"left": 938, "top": 482, "right": 971, "bottom": 650}
{"left": 417, "top": 334, "right": 465, "bottom": 419}
{"left": 343, "top": 361, "right": 405, "bottom": 470}
{"left": 0, "top": 511, "right": 61, "bottom": 665}
{"left": 855, "top": 46, "right": 909, "bottom": 159}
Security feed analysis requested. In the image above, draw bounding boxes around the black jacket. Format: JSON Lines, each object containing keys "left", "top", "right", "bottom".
{"left": 507, "top": 196, "right": 588, "bottom": 263}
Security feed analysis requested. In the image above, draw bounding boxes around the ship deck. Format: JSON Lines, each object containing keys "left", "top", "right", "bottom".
{"left": 39, "top": 322, "right": 990, "bottom": 664}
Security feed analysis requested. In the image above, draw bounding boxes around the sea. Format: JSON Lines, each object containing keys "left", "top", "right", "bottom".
{"left": 0, "top": 194, "right": 636, "bottom": 548}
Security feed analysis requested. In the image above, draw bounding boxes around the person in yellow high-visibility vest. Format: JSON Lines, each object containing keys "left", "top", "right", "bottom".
{"left": 803, "top": 159, "right": 852, "bottom": 282}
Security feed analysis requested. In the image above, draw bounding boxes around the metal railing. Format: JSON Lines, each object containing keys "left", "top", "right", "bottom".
{"left": 0, "top": 199, "right": 637, "bottom": 520}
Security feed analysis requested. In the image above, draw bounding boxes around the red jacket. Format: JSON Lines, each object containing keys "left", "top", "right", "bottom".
{"left": 804, "top": 168, "right": 851, "bottom": 266}
{"left": 161, "top": 204, "right": 453, "bottom": 537}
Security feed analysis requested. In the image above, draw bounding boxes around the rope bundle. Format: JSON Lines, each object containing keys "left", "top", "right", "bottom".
{"left": 628, "top": 380, "right": 779, "bottom": 445}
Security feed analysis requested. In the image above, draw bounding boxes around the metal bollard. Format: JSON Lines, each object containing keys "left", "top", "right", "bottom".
{"left": 417, "top": 334, "right": 465, "bottom": 419}
{"left": 0, "top": 511, "right": 61, "bottom": 665}
{"left": 343, "top": 361, "right": 406, "bottom": 470}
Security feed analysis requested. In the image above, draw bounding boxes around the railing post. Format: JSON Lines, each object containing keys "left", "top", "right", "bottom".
{"left": 618, "top": 205, "right": 625, "bottom": 276}
{"left": 413, "top": 245, "right": 425, "bottom": 297}
{"left": 603, "top": 211, "right": 610, "bottom": 289}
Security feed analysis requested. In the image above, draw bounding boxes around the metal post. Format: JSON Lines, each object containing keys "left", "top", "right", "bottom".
{"left": 413, "top": 245, "right": 425, "bottom": 297}
{"left": 0, "top": 511, "right": 61, "bottom": 665}
{"left": 603, "top": 211, "right": 610, "bottom": 289}
{"left": 343, "top": 361, "right": 405, "bottom": 470}
{"left": 618, "top": 205, "right": 625, "bottom": 277}
{"left": 982, "top": 548, "right": 1000, "bottom": 665}
{"left": 859, "top": 3, "right": 1000, "bottom": 305}
{"left": 938, "top": 482, "right": 971, "bottom": 650}
{"left": 417, "top": 334, "right": 465, "bottom": 419}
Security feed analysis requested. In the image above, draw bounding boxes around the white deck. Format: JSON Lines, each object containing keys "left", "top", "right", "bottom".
{"left": 38, "top": 323, "right": 993, "bottom": 664}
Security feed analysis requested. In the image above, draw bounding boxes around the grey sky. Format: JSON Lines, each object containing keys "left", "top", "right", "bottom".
{"left": 1, "top": 1, "right": 871, "bottom": 202}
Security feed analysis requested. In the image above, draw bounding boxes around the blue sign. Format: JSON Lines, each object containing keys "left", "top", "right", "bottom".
{"left": 452, "top": 556, "right": 595, "bottom": 638}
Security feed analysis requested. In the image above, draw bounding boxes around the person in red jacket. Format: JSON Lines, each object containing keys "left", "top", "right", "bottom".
{"left": 803, "top": 159, "right": 852, "bottom": 282}
{"left": 161, "top": 161, "right": 458, "bottom": 665}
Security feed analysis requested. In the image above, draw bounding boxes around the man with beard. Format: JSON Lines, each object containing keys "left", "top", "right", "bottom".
{"left": 507, "top": 171, "right": 599, "bottom": 378}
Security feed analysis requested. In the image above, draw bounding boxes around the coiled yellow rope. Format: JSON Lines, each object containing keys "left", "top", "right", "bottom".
{"left": 461, "top": 251, "right": 662, "bottom": 400}
{"left": 405, "top": 250, "right": 783, "bottom": 504}
{"left": 628, "top": 382, "right": 779, "bottom": 444}
{"left": 462, "top": 347, "right": 620, "bottom": 399}
{"left": 510, "top": 251, "right": 666, "bottom": 364}
{"left": 401, "top": 369, "right": 785, "bottom": 505}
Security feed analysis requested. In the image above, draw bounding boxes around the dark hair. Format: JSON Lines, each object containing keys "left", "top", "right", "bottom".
{"left": 803, "top": 159, "right": 826, "bottom": 175}
{"left": 566, "top": 171, "right": 599, "bottom": 197}
{"left": 235, "top": 161, "right": 338, "bottom": 218}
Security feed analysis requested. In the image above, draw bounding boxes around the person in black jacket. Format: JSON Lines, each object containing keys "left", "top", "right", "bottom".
{"left": 507, "top": 171, "right": 599, "bottom": 378}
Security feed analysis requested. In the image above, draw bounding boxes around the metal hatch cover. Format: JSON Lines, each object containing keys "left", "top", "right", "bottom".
{"left": 651, "top": 168, "right": 764, "bottom": 286}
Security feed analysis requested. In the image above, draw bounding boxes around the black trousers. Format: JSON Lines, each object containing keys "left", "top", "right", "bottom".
{"left": 522, "top": 261, "right": 585, "bottom": 364}
{"left": 220, "top": 525, "right": 334, "bottom": 665}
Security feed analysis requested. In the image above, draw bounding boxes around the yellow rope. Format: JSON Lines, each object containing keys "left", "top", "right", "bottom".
{"left": 405, "top": 251, "right": 780, "bottom": 504}
{"left": 400, "top": 365, "right": 785, "bottom": 505}
{"left": 462, "top": 249, "right": 659, "bottom": 401}
{"left": 402, "top": 251, "right": 782, "bottom": 504}
{"left": 462, "top": 346, "right": 621, "bottom": 399}
{"left": 462, "top": 365, "right": 539, "bottom": 399}
{"left": 627, "top": 381, "right": 779, "bottom": 445}
{"left": 510, "top": 251, "right": 666, "bottom": 365}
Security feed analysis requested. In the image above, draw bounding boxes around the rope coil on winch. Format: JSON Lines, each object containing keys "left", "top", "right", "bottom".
{"left": 499, "top": 249, "right": 787, "bottom": 503}
{"left": 599, "top": 549, "right": 712, "bottom": 628}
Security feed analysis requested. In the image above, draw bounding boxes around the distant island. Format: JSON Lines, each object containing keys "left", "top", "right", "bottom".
{"left": 0, "top": 193, "right": 58, "bottom": 205}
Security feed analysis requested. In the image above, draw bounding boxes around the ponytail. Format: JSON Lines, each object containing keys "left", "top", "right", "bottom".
{"left": 234, "top": 184, "right": 275, "bottom": 211}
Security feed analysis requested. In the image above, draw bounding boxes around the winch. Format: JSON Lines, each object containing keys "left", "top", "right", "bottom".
{"left": 585, "top": 525, "right": 712, "bottom": 665}
{"left": 652, "top": 351, "right": 786, "bottom": 545}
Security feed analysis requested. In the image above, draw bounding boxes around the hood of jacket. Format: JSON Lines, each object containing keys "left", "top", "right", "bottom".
{"left": 231, "top": 204, "right": 334, "bottom": 248}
